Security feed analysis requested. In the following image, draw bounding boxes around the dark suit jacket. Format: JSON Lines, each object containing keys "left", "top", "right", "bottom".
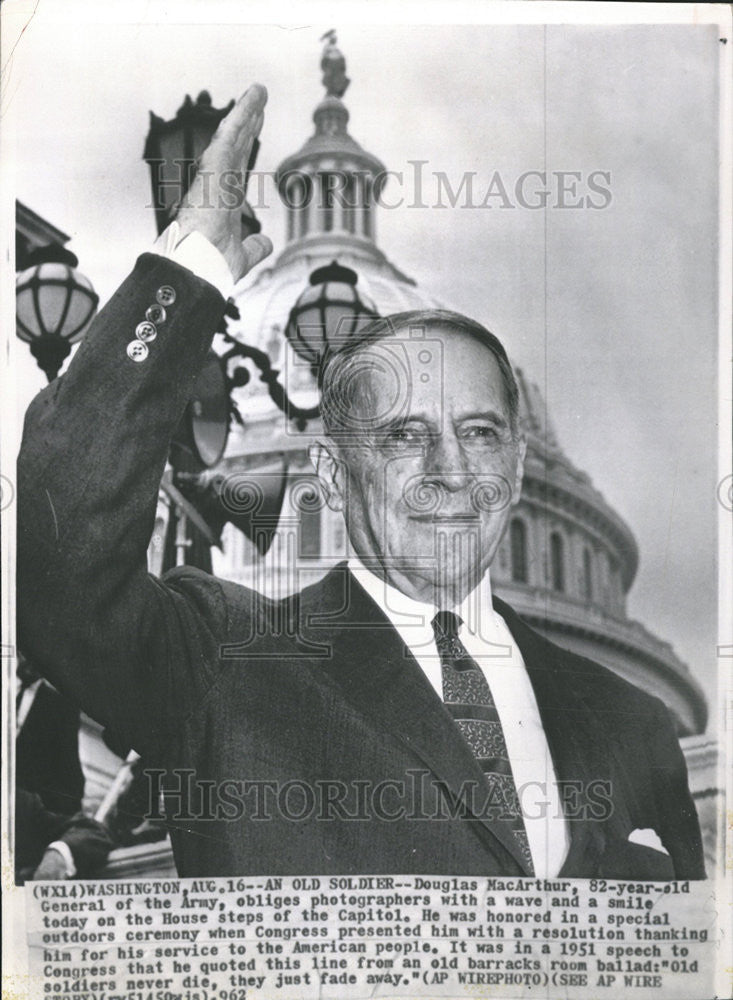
{"left": 17, "top": 680, "right": 85, "bottom": 816}
{"left": 17, "top": 254, "right": 705, "bottom": 880}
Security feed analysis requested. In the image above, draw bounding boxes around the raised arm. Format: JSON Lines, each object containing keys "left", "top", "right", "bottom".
{"left": 17, "top": 86, "right": 272, "bottom": 758}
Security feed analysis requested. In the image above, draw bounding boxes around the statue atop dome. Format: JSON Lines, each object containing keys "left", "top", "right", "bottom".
{"left": 320, "top": 30, "right": 350, "bottom": 98}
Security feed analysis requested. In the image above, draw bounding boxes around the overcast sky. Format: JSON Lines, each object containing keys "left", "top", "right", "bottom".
{"left": 3, "top": 3, "right": 725, "bottom": 713}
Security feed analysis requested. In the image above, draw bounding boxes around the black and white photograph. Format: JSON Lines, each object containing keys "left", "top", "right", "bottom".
{"left": 2, "top": 3, "right": 730, "bottom": 998}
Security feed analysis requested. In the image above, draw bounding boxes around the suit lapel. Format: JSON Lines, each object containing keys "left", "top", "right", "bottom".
{"left": 299, "top": 566, "right": 532, "bottom": 874}
{"left": 299, "top": 568, "right": 640, "bottom": 877}
{"left": 492, "top": 597, "right": 614, "bottom": 875}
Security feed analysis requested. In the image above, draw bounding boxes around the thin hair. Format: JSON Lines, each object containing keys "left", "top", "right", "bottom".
{"left": 319, "top": 309, "right": 520, "bottom": 440}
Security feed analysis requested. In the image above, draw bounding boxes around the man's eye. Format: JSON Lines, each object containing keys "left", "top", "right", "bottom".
{"left": 462, "top": 424, "right": 499, "bottom": 440}
{"left": 384, "top": 427, "right": 427, "bottom": 446}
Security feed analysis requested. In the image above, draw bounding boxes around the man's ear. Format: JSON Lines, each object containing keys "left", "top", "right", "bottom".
{"left": 309, "top": 440, "right": 346, "bottom": 512}
{"left": 511, "top": 435, "right": 527, "bottom": 505}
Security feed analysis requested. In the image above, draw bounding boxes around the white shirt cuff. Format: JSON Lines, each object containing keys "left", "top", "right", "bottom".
{"left": 153, "top": 221, "right": 234, "bottom": 300}
{"left": 46, "top": 840, "right": 76, "bottom": 877}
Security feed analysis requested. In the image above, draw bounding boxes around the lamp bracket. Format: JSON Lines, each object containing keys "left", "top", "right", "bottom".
{"left": 220, "top": 330, "right": 320, "bottom": 432}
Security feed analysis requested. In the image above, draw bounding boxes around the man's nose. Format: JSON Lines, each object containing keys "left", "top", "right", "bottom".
{"left": 423, "top": 433, "right": 467, "bottom": 493}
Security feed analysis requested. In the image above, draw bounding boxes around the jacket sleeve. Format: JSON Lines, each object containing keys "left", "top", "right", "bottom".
{"left": 58, "top": 816, "right": 116, "bottom": 877}
{"left": 17, "top": 253, "right": 233, "bottom": 759}
{"left": 648, "top": 698, "right": 707, "bottom": 879}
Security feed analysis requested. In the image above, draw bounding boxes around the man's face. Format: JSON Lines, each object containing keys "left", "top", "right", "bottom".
{"left": 314, "top": 326, "right": 526, "bottom": 606}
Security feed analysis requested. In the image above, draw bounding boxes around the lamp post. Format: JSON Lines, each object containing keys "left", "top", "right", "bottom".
{"left": 15, "top": 244, "right": 99, "bottom": 382}
{"left": 143, "top": 90, "right": 260, "bottom": 237}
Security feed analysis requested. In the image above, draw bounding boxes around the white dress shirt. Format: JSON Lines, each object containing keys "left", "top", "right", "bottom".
{"left": 348, "top": 557, "right": 569, "bottom": 878}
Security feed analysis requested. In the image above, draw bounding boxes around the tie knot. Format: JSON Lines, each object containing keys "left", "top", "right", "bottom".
{"left": 431, "top": 610, "right": 462, "bottom": 641}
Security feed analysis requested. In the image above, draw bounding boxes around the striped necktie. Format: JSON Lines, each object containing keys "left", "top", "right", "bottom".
{"left": 432, "top": 609, "right": 534, "bottom": 874}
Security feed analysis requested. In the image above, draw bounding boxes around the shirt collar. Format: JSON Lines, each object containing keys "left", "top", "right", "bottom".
{"left": 347, "top": 555, "right": 495, "bottom": 646}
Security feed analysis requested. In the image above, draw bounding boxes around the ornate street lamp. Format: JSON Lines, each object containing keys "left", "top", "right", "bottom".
{"left": 221, "top": 261, "right": 378, "bottom": 434}
{"left": 143, "top": 90, "right": 260, "bottom": 237}
{"left": 285, "top": 261, "right": 378, "bottom": 377}
{"left": 16, "top": 244, "right": 99, "bottom": 382}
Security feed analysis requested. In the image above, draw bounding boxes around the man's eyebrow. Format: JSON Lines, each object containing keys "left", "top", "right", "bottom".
{"left": 455, "top": 410, "right": 509, "bottom": 427}
{"left": 372, "top": 410, "right": 510, "bottom": 436}
{"left": 375, "top": 415, "right": 436, "bottom": 433}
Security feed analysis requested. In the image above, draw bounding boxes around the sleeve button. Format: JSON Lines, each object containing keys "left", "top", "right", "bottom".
{"left": 135, "top": 321, "right": 157, "bottom": 343}
{"left": 146, "top": 304, "right": 167, "bottom": 324}
{"left": 127, "top": 340, "right": 149, "bottom": 362}
{"left": 156, "top": 285, "right": 176, "bottom": 306}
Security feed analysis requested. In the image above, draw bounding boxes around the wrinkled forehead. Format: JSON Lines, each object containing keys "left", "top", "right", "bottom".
{"left": 348, "top": 325, "right": 511, "bottom": 422}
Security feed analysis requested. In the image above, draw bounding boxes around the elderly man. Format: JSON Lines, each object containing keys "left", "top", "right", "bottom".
{"left": 17, "top": 86, "right": 704, "bottom": 879}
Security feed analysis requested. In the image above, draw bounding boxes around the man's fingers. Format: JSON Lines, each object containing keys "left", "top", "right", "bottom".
{"left": 232, "top": 233, "right": 273, "bottom": 282}
{"left": 175, "top": 84, "right": 271, "bottom": 282}
{"left": 208, "top": 84, "right": 268, "bottom": 159}
{"left": 224, "top": 232, "right": 273, "bottom": 283}
{"left": 222, "top": 83, "right": 268, "bottom": 132}
{"left": 234, "top": 82, "right": 268, "bottom": 118}
{"left": 243, "top": 233, "right": 273, "bottom": 269}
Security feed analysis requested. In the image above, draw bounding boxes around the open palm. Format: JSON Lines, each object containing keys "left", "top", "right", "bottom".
{"left": 176, "top": 83, "right": 273, "bottom": 282}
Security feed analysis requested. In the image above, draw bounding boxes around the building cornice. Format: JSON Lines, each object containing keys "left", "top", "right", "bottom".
{"left": 522, "top": 447, "right": 639, "bottom": 591}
